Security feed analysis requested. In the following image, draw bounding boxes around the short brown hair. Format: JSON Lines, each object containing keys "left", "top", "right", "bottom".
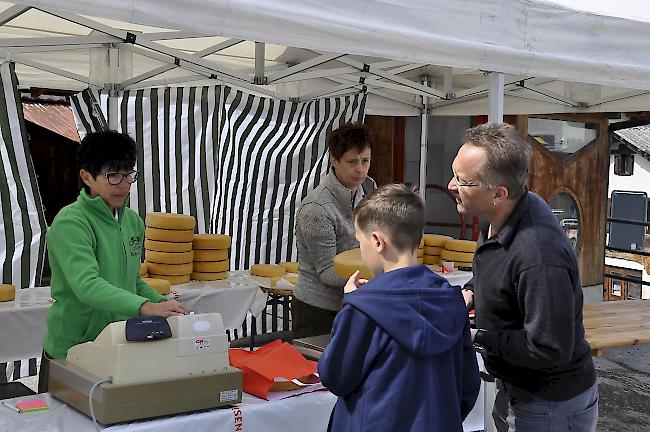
{"left": 353, "top": 184, "right": 424, "bottom": 253}
{"left": 464, "top": 122, "right": 531, "bottom": 200}
{"left": 327, "top": 122, "right": 374, "bottom": 161}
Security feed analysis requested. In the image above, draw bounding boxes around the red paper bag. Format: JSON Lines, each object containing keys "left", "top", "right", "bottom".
{"left": 229, "top": 340, "right": 318, "bottom": 399}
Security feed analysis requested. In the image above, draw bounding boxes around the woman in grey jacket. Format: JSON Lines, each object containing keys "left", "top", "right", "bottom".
{"left": 293, "top": 123, "right": 377, "bottom": 338}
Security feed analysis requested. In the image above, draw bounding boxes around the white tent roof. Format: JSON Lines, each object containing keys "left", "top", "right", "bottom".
{"left": 4, "top": 0, "right": 650, "bottom": 116}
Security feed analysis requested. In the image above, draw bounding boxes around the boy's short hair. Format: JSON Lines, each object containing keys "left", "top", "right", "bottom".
{"left": 77, "top": 130, "right": 137, "bottom": 193}
{"left": 327, "top": 122, "right": 375, "bottom": 161}
{"left": 353, "top": 183, "right": 424, "bottom": 252}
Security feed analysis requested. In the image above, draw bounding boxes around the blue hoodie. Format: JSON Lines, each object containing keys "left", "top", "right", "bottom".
{"left": 318, "top": 265, "right": 480, "bottom": 432}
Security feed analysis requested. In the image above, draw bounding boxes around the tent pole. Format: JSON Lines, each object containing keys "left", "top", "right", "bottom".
{"left": 488, "top": 72, "right": 504, "bottom": 122}
{"left": 419, "top": 76, "right": 429, "bottom": 200}
{"left": 108, "top": 45, "right": 119, "bottom": 130}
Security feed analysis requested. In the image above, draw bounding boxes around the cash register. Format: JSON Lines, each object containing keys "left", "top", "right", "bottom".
{"left": 48, "top": 313, "right": 242, "bottom": 425}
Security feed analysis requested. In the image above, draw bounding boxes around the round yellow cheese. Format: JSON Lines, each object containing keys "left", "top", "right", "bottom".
{"left": 440, "top": 249, "right": 475, "bottom": 263}
{"left": 148, "top": 273, "right": 191, "bottom": 285}
{"left": 423, "top": 255, "right": 440, "bottom": 265}
{"left": 424, "top": 246, "right": 442, "bottom": 256}
{"left": 333, "top": 248, "right": 373, "bottom": 280}
{"left": 193, "top": 249, "right": 229, "bottom": 262}
{"left": 422, "top": 234, "right": 453, "bottom": 247}
{"left": 418, "top": 238, "right": 424, "bottom": 248}
{"left": 444, "top": 239, "right": 478, "bottom": 253}
{"left": 145, "top": 262, "right": 193, "bottom": 276}
{"left": 191, "top": 271, "right": 228, "bottom": 281}
{"left": 139, "top": 262, "right": 148, "bottom": 276}
{"left": 250, "top": 264, "right": 286, "bottom": 278}
{"left": 142, "top": 277, "right": 171, "bottom": 295}
{"left": 144, "top": 239, "right": 193, "bottom": 253}
{"left": 193, "top": 259, "right": 229, "bottom": 273}
{"left": 282, "top": 274, "right": 299, "bottom": 285}
{"left": 279, "top": 261, "right": 299, "bottom": 274}
{"left": 0, "top": 284, "right": 16, "bottom": 302}
{"left": 454, "top": 261, "right": 473, "bottom": 268}
{"left": 416, "top": 249, "right": 423, "bottom": 258}
{"left": 145, "top": 212, "right": 196, "bottom": 231}
{"left": 142, "top": 273, "right": 149, "bottom": 278}
{"left": 417, "top": 256, "right": 424, "bottom": 264}
{"left": 145, "top": 250, "right": 194, "bottom": 264}
{"left": 193, "top": 234, "right": 231, "bottom": 250}
{"left": 145, "top": 227, "right": 194, "bottom": 243}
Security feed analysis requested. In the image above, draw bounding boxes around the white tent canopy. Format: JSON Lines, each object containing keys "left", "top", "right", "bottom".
{"left": 2, "top": 0, "right": 650, "bottom": 116}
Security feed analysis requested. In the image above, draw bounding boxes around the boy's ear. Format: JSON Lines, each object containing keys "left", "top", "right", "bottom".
{"left": 370, "top": 231, "right": 387, "bottom": 252}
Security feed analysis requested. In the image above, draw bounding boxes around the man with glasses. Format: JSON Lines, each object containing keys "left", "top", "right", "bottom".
{"left": 449, "top": 123, "right": 597, "bottom": 431}
{"left": 38, "top": 131, "right": 188, "bottom": 392}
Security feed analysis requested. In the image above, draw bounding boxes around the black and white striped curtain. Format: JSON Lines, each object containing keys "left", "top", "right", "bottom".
{"left": 0, "top": 62, "right": 47, "bottom": 381}
{"left": 216, "top": 87, "right": 365, "bottom": 269}
{"left": 72, "top": 85, "right": 366, "bottom": 268}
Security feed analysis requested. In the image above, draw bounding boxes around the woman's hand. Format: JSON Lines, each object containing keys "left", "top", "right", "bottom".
{"left": 344, "top": 270, "right": 368, "bottom": 294}
{"left": 139, "top": 300, "right": 189, "bottom": 317}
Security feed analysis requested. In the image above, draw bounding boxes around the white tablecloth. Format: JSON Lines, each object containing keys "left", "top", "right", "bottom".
{"left": 0, "top": 271, "right": 266, "bottom": 364}
{"left": 0, "top": 375, "right": 485, "bottom": 432}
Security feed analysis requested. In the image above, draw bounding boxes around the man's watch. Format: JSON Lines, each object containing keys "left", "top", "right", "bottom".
{"left": 473, "top": 328, "right": 488, "bottom": 355}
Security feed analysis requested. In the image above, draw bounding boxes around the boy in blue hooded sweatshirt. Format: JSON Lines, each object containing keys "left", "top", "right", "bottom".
{"left": 318, "top": 183, "right": 480, "bottom": 432}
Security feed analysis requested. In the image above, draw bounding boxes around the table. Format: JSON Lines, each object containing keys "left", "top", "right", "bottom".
{"left": 0, "top": 379, "right": 484, "bottom": 432}
{"left": 0, "top": 271, "right": 267, "bottom": 364}
{"left": 583, "top": 299, "right": 650, "bottom": 356}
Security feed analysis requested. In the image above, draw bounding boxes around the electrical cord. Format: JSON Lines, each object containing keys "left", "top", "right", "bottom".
{"left": 89, "top": 377, "right": 112, "bottom": 432}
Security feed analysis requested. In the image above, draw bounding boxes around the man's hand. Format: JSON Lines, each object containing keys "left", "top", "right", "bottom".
{"left": 344, "top": 270, "right": 368, "bottom": 294}
{"left": 461, "top": 288, "right": 474, "bottom": 310}
{"left": 140, "top": 300, "right": 189, "bottom": 317}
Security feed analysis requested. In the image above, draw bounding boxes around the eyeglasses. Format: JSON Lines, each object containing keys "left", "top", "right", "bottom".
{"left": 101, "top": 170, "right": 139, "bottom": 185}
{"left": 452, "top": 173, "right": 481, "bottom": 188}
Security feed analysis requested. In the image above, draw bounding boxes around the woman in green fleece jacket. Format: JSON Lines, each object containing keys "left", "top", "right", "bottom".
{"left": 38, "top": 131, "right": 188, "bottom": 392}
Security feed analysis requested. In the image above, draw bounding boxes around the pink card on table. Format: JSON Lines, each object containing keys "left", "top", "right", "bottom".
{"left": 15, "top": 399, "right": 48, "bottom": 412}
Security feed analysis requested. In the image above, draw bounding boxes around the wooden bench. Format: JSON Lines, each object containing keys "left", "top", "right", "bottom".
{"left": 583, "top": 300, "right": 650, "bottom": 356}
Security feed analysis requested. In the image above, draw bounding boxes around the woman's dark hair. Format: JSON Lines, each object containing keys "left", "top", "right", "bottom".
{"left": 77, "top": 130, "right": 137, "bottom": 193}
{"left": 327, "top": 123, "right": 375, "bottom": 161}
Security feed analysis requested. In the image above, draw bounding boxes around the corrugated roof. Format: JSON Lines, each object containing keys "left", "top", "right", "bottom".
{"left": 22, "top": 101, "right": 80, "bottom": 143}
{"left": 614, "top": 125, "right": 650, "bottom": 159}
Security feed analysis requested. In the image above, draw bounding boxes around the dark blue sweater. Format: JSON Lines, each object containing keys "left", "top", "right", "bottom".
{"left": 318, "top": 265, "right": 480, "bottom": 432}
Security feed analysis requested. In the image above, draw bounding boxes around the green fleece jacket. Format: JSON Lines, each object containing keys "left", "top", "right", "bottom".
{"left": 43, "top": 190, "right": 164, "bottom": 359}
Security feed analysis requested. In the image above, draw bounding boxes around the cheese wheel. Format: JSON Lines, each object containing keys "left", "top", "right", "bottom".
{"left": 139, "top": 262, "right": 148, "bottom": 276}
{"left": 193, "top": 249, "right": 229, "bottom": 262}
{"left": 444, "top": 239, "right": 478, "bottom": 253}
{"left": 191, "top": 271, "right": 228, "bottom": 281}
{"left": 148, "top": 273, "right": 191, "bottom": 285}
{"left": 142, "top": 277, "right": 171, "bottom": 295}
{"left": 193, "top": 259, "right": 230, "bottom": 273}
{"left": 454, "top": 261, "right": 473, "bottom": 268}
{"left": 416, "top": 249, "right": 423, "bottom": 258}
{"left": 333, "top": 248, "right": 373, "bottom": 280}
{"left": 145, "top": 227, "right": 194, "bottom": 243}
{"left": 146, "top": 262, "right": 193, "bottom": 275}
{"left": 418, "top": 238, "right": 424, "bottom": 248}
{"left": 142, "top": 273, "right": 149, "bottom": 279}
{"left": 440, "top": 249, "right": 474, "bottom": 262}
{"left": 424, "top": 246, "right": 442, "bottom": 256}
{"left": 145, "top": 212, "right": 196, "bottom": 231}
{"left": 145, "top": 250, "right": 194, "bottom": 264}
{"left": 417, "top": 256, "right": 424, "bottom": 265}
{"left": 279, "top": 261, "right": 299, "bottom": 274}
{"left": 193, "top": 234, "right": 231, "bottom": 250}
{"left": 250, "top": 264, "right": 286, "bottom": 278}
{"left": 0, "top": 284, "right": 16, "bottom": 302}
{"left": 422, "top": 234, "right": 453, "bottom": 247}
{"left": 423, "top": 255, "right": 440, "bottom": 265}
{"left": 144, "top": 239, "right": 193, "bottom": 253}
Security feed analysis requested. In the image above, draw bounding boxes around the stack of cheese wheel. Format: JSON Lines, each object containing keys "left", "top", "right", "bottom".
{"left": 422, "top": 234, "right": 453, "bottom": 266}
{"left": 192, "top": 234, "right": 231, "bottom": 281}
{"left": 277, "top": 261, "right": 300, "bottom": 286}
{"left": 417, "top": 238, "right": 424, "bottom": 264}
{"left": 142, "top": 277, "right": 172, "bottom": 295}
{"left": 0, "top": 284, "right": 16, "bottom": 302}
{"left": 144, "top": 212, "right": 196, "bottom": 285}
{"left": 441, "top": 239, "right": 477, "bottom": 269}
{"left": 333, "top": 248, "right": 373, "bottom": 280}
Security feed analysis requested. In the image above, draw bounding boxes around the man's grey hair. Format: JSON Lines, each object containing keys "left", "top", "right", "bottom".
{"left": 463, "top": 122, "right": 532, "bottom": 200}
